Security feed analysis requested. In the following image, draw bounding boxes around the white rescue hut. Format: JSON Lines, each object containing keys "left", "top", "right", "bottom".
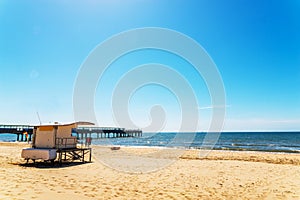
{"left": 21, "top": 121, "right": 94, "bottom": 164}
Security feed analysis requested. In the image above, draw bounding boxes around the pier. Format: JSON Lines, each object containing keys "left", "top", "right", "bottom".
{"left": 75, "top": 127, "right": 143, "bottom": 140}
{"left": 0, "top": 124, "right": 142, "bottom": 142}
{"left": 0, "top": 125, "right": 34, "bottom": 141}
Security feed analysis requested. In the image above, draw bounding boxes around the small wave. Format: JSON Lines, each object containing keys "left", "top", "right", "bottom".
{"left": 230, "top": 143, "right": 285, "bottom": 147}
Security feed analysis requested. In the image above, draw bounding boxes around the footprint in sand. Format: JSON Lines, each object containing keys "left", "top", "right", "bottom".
{"left": 84, "top": 193, "right": 95, "bottom": 197}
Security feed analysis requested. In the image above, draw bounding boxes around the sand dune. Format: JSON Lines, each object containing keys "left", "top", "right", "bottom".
{"left": 0, "top": 142, "right": 299, "bottom": 199}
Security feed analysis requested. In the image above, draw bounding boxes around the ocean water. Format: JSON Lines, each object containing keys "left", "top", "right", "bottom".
{"left": 1, "top": 132, "right": 300, "bottom": 153}
{"left": 91, "top": 132, "right": 300, "bottom": 153}
{"left": 0, "top": 133, "right": 18, "bottom": 142}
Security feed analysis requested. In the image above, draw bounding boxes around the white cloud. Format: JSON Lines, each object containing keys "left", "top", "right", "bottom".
{"left": 197, "top": 105, "right": 231, "bottom": 110}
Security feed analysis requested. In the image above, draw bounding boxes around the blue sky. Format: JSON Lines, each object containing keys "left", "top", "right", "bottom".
{"left": 0, "top": 0, "right": 299, "bottom": 131}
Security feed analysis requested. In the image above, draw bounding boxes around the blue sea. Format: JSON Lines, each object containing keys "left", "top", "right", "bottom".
{"left": 1, "top": 132, "right": 300, "bottom": 153}
{"left": 0, "top": 133, "right": 18, "bottom": 142}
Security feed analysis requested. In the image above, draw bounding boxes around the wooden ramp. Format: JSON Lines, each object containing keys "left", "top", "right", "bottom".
{"left": 57, "top": 147, "right": 92, "bottom": 166}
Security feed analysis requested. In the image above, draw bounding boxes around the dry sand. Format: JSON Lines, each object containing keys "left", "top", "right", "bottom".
{"left": 0, "top": 142, "right": 300, "bottom": 200}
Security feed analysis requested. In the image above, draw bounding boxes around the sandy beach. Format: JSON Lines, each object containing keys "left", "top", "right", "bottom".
{"left": 0, "top": 142, "right": 300, "bottom": 200}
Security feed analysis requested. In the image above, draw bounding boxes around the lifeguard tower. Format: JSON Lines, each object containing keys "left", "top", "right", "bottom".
{"left": 21, "top": 121, "right": 94, "bottom": 165}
